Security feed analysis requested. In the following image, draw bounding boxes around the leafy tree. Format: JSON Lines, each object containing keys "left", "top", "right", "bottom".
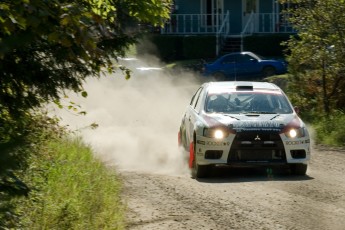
{"left": 0, "top": 1, "right": 171, "bottom": 227}
{"left": 283, "top": 0, "right": 345, "bottom": 116}
{"left": 0, "top": 0, "right": 172, "bottom": 143}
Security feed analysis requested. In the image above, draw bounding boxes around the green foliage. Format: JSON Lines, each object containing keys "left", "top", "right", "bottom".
{"left": 138, "top": 35, "right": 216, "bottom": 61}
{"left": 243, "top": 34, "right": 292, "bottom": 57}
{"left": 0, "top": 0, "right": 172, "bottom": 142}
{"left": 0, "top": 113, "right": 66, "bottom": 228}
{"left": 17, "top": 137, "right": 125, "bottom": 229}
{"left": 283, "top": 0, "right": 345, "bottom": 116}
{"left": 0, "top": 114, "right": 125, "bottom": 229}
{"left": 313, "top": 110, "right": 345, "bottom": 146}
{"left": 1, "top": 1, "right": 173, "bottom": 226}
{"left": 183, "top": 36, "right": 216, "bottom": 59}
{"left": 137, "top": 34, "right": 184, "bottom": 61}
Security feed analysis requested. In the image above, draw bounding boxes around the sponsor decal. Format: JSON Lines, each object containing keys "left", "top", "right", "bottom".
{"left": 197, "top": 140, "right": 205, "bottom": 145}
{"left": 205, "top": 141, "right": 230, "bottom": 146}
{"left": 285, "top": 140, "right": 304, "bottom": 145}
{"left": 285, "top": 139, "right": 310, "bottom": 145}
{"left": 231, "top": 121, "right": 283, "bottom": 132}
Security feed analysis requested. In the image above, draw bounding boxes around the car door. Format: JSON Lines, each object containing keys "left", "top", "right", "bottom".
{"left": 235, "top": 53, "right": 261, "bottom": 77}
{"left": 218, "top": 54, "right": 237, "bottom": 77}
{"left": 184, "top": 87, "right": 203, "bottom": 145}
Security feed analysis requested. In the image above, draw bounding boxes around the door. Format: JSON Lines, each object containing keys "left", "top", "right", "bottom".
{"left": 201, "top": 0, "right": 224, "bottom": 30}
{"left": 242, "top": 0, "right": 259, "bottom": 32}
{"left": 185, "top": 87, "right": 203, "bottom": 146}
{"left": 234, "top": 53, "right": 261, "bottom": 77}
{"left": 218, "top": 53, "right": 260, "bottom": 79}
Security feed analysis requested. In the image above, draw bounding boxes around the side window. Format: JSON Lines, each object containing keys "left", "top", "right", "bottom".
{"left": 222, "top": 55, "right": 235, "bottom": 64}
{"left": 190, "top": 87, "right": 202, "bottom": 108}
{"left": 239, "top": 54, "right": 253, "bottom": 63}
{"left": 195, "top": 89, "right": 206, "bottom": 112}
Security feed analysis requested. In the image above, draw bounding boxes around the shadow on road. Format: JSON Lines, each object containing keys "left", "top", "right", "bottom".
{"left": 196, "top": 167, "right": 314, "bottom": 183}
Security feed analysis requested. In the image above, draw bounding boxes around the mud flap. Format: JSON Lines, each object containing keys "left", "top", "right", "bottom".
{"left": 178, "top": 131, "right": 182, "bottom": 147}
{"left": 189, "top": 142, "right": 194, "bottom": 168}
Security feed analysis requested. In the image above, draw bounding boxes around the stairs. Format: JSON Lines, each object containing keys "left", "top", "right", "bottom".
{"left": 220, "top": 36, "right": 242, "bottom": 55}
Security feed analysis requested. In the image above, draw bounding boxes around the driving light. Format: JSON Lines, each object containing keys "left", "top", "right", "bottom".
{"left": 214, "top": 130, "right": 224, "bottom": 139}
{"left": 285, "top": 127, "right": 305, "bottom": 138}
{"left": 203, "top": 128, "right": 228, "bottom": 139}
{"left": 289, "top": 129, "right": 297, "bottom": 138}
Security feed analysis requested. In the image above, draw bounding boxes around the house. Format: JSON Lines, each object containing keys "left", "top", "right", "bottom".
{"left": 161, "top": 0, "right": 296, "bottom": 55}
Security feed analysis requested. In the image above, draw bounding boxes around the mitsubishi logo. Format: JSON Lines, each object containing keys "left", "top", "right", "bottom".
{"left": 254, "top": 135, "right": 261, "bottom": 141}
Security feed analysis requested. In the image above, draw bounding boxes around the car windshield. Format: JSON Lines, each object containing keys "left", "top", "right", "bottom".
{"left": 205, "top": 92, "right": 293, "bottom": 114}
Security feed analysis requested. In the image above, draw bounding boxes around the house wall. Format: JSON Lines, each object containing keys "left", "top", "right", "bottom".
{"left": 259, "top": 0, "right": 275, "bottom": 33}
{"left": 175, "top": 0, "right": 244, "bottom": 34}
{"left": 174, "top": 0, "right": 200, "bottom": 14}
{"left": 224, "top": 0, "right": 242, "bottom": 34}
{"left": 260, "top": 0, "right": 273, "bottom": 13}
{"left": 172, "top": 0, "right": 277, "bottom": 34}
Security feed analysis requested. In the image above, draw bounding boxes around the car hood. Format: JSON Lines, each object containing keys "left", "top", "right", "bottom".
{"left": 259, "top": 59, "right": 286, "bottom": 65}
{"left": 201, "top": 113, "right": 302, "bottom": 132}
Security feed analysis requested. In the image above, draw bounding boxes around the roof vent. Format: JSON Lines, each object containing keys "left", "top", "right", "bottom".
{"left": 236, "top": 85, "right": 253, "bottom": 91}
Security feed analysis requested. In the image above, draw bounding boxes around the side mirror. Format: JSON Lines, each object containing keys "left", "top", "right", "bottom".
{"left": 294, "top": 106, "right": 300, "bottom": 114}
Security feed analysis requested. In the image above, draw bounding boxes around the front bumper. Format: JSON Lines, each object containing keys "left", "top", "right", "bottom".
{"left": 194, "top": 131, "right": 310, "bottom": 166}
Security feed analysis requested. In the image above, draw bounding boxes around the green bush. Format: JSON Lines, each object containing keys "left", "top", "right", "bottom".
{"left": 137, "top": 34, "right": 184, "bottom": 61}
{"left": 137, "top": 34, "right": 216, "bottom": 61}
{"left": 0, "top": 114, "right": 125, "bottom": 229}
{"left": 137, "top": 34, "right": 290, "bottom": 60}
{"left": 17, "top": 137, "right": 125, "bottom": 229}
{"left": 313, "top": 111, "right": 345, "bottom": 146}
{"left": 243, "top": 34, "right": 293, "bottom": 57}
{"left": 182, "top": 36, "right": 216, "bottom": 59}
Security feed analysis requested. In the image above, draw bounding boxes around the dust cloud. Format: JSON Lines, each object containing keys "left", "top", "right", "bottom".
{"left": 51, "top": 57, "right": 202, "bottom": 176}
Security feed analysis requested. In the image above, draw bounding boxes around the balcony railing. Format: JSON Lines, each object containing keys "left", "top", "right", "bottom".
{"left": 161, "top": 13, "right": 227, "bottom": 34}
{"left": 161, "top": 13, "right": 295, "bottom": 35}
{"left": 251, "top": 13, "right": 295, "bottom": 33}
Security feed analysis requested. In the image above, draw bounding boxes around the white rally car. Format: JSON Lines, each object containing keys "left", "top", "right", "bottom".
{"left": 178, "top": 81, "right": 311, "bottom": 178}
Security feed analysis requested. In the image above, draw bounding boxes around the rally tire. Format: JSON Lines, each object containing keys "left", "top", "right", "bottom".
{"left": 190, "top": 137, "right": 209, "bottom": 179}
{"left": 262, "top": 66, "right": 276, "bottom": 77}
{"left": 290, "top": 164, "right": 308, "bottom": 176}
{"left": 192, "top": 162, "right": 209, "bottom": 179}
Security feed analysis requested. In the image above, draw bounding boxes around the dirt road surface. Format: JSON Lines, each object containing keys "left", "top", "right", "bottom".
{"left": 52, "top": 58, "right": 345, "bottom": 230}
{"left": 121, "top": 146, "right": 345, "bottom": 230}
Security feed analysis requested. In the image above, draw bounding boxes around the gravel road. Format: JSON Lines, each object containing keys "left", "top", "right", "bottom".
{"left": 51, "top": 58, "right": 345, "bottom": 230}
{"left": 121, "top": 145, "right": 345, "bottom": 230}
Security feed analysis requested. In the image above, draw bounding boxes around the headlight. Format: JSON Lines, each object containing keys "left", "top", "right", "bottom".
{"left": 203, "top": 128, "right": 228, "bottom": 139}
{"left": 284, "top": 127, "right": 306, "bottom": 138}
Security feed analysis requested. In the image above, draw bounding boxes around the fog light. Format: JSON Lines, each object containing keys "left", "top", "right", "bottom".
{"left": 214, "top": 130, "right": 224, "bottom": 139}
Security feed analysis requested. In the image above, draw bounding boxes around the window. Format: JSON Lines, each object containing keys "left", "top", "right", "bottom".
{"left": 195, "top": 88, "right": 206, "bottom": 112}
{"left": 190, "top": 87, "right": 203, "bottom": 108}
{"left": 205, "top": 92, "right": 293, "bottom": 114}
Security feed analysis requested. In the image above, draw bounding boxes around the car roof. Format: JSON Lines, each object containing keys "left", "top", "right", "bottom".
{"left": 203, "top": 81, "right": 282, "bottom": 94}
{"left": 222, "top": 51, "right": 255, "bottom": 56}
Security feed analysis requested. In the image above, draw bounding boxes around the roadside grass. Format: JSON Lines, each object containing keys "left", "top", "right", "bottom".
{"left": 313, "top": 111, "right": 345, "bottom": 147}
{"left": 267, "top": 74, "right": 345, "bottom": 147}
{"left": 2, "top": 116, "right": 126, "bottom": 230}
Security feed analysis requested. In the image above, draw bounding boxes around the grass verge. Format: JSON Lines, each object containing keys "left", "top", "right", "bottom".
{"left": 313, "top": 111, "right": 345, "bottom": 147}
{"left": 3, "top": 118, "right": 125, "bottom": 229}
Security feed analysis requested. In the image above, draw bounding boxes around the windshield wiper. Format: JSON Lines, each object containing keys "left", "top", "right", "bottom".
{"left": 223, "top": 114, "right": 240, "bottom": 120}
{"left": 242, "top": 111, "right": 278, "bottom": 114}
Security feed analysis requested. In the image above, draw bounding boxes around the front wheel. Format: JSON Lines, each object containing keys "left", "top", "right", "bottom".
{"left": 262, "top": 66, "right": 276, "bottom": 77}
{"left": 192, "top": 162, "right": 210, "bottom": 179}
{"left": 289, "top": 164, "right": 308, "bottom": 175}
{"left": 190, "top": 140, "right": 210, "bottom": 178}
